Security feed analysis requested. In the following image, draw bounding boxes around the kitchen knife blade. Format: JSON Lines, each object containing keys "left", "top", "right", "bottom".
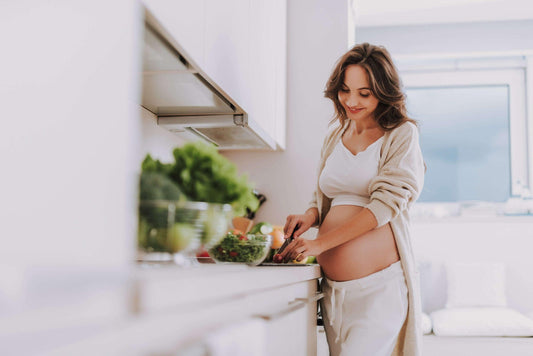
{"left": 277, "top": 223, "right": 299, "bottom": 255}
{"left": 276, "top": 235, "right": 293, "bottom": 255}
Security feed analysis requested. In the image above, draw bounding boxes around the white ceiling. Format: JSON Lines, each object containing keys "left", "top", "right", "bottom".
{"left": 353, "top": 0, "right": 533, "bottom": 27}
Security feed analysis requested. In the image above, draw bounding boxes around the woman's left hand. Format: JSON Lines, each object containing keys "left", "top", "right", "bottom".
{"left": 279, "top": 237, "right": 324, "bottom": 263}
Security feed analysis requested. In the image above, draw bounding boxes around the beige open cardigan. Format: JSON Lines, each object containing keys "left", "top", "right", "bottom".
{"left": 309, "top": 120, "right": 425, "bottom": 356}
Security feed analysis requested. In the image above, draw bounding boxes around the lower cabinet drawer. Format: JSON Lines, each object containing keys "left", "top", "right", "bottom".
{"left": 174, "top": 279, "right": 321, "bottom": 356}
{"left": 50, "top": 277, "right": 322, "bottom": 355}
{"left": 251, "top": 279, "right": 321, "bottom": 356}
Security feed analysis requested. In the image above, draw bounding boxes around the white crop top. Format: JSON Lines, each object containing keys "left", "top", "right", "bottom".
{"left": 318, "top": 136, "right": 383, "bottom": 207}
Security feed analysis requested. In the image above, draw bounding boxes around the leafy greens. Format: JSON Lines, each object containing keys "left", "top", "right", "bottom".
{"left": 141, "top": 141, "right": 258, "bottom": 216}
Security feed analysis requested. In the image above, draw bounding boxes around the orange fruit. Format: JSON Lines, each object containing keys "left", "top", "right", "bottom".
{"left": 270, "top": 229, "right": 285, "bottom": 249}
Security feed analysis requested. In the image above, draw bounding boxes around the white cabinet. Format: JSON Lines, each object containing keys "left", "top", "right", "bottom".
{"left": 142, "top": 0, "right": 206, "bottom": 68}
{"left": 132, "top": 264, "right": 321, "bottom": 355}
{"left": 203, "top": 0, "right": 251, "bottom": 112}
{"left": 248, "top": 0, "right": 287, "bottom": 150}
{"left": 203, "top": 0, "right": 287, "bottom": 149}
{"left": 47, "top": 265, "right": 321, "bottom": 355}
{"left": 257, "top": 280, "right": 320, "bottom": 356}
{"left": 142, "top": 0, "right": 287, "bottom": 149}
{"left": 202, "top": 0, "right": 288, "bottom": 149}
{"left": 1, "top": 0, "right": 140, "bottom": 270}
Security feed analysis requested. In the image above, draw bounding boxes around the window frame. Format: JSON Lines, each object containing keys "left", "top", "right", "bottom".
{"left": 400, "top": 61, "right": 529, "bottom": 201}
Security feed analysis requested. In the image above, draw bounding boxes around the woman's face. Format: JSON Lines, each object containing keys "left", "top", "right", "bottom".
{"left": 337, "top": 64, "right": 379, "bottom": 123}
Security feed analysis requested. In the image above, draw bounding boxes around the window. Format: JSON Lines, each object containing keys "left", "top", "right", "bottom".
{"left": 407, "top": 85, "right": 511, "bottom": 202}
{"left": 399, "top": 57, "right": 530, "bottom": 209}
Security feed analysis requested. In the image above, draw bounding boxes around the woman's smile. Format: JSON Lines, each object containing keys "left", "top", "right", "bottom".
{"left": 346, "top": 106, "right": 364, "bottom": 114}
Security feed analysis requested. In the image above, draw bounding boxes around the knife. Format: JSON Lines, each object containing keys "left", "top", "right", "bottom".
{"left": 277, "top": 235, "right": 294, "bottom": 255}
{"left": 276, "top": 223, "right": 299, "bottom": 257}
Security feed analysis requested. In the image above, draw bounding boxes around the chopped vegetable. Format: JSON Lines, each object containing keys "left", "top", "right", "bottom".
{"left": 307, "top": 256, "right": 317, "bottom": 264}
{"left": 273, "top": 254, "right": 283, "bottom": 263}
{"left": 249, "top": 222, "right": 273, "bottom": 235}
{"left": 209, "top": 232, "right": 269, "bottom": 264}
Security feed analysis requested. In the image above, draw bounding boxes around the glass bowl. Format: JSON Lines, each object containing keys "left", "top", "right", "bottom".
{"left": 208, "top": 233, "right": 272, "bottom": 266}
{"left": 137, "top": 200, "right": 232, "bottom": 264}
{"left": 138, "top": 200, "right": 207, "bottom": 256}
{"left": 199, "top": 203, "right": 234, "bottom": 249}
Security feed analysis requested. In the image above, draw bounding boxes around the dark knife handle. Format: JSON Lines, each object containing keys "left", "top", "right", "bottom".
{"left": 277, "top": 236, "right": 293, "bottom": 255}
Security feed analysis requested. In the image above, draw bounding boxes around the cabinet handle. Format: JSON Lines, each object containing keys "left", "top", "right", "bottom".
{"left": 254, "top": 301, "right": 306, "bottom": 321}
{"left": 295, "top": 292, "right": 324, "bottom": 304}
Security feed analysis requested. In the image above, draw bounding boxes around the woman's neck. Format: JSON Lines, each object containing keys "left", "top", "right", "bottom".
{"left": 347, "top": 118, "right": 382, "bottom": 136}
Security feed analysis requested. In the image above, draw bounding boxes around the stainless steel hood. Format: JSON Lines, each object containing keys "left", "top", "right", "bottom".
{"left": 141, "top": 9, "right": 276, "bottom": 150}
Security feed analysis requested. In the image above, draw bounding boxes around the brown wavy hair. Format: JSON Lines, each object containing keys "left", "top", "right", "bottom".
{"left": 324, "top": 43, "right": 417, "bottom": 130}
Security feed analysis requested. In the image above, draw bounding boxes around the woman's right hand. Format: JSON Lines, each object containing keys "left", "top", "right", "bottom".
{"left": 283, "top": 210, "right": 317, "bottom": 238}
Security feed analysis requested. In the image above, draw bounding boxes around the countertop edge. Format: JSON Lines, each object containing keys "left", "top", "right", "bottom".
{"left": 134, "top": 264, "right": 322, "bottom": 313}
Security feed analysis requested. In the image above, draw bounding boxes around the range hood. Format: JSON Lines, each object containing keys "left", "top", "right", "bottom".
{"left": 141, "top": 9, "right": 276, "bottom": 150}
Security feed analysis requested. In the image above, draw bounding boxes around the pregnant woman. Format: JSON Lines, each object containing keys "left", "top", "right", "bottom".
{"left": 280, "top": 43, "right": 425, "bottom": 356}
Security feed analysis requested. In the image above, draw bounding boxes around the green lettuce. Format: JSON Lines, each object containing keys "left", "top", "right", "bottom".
{"left": 141, "top": 141, "right": 258, "bottom": 216}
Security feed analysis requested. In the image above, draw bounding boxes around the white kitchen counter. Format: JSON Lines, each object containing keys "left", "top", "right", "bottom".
{"left": 134, "top": 263, "right": 322, "bottom": 313}
{"left": 128, "top": 263, "right": 322, "bottom": 355}
{"left": 6, "top": 263, "right": 322, "bottom": 355}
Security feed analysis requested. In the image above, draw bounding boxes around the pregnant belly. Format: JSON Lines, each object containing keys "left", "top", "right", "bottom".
{"left": 316, "top": 205, "right": 400, "bottom": 281}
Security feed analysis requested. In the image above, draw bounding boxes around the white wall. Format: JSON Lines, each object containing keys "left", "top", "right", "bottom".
{"left": 139, "top": 107, "right": 187, "bottom": 164}
{"left": 354, "top": 0, "right": 533, "bottom": 27}
{"left": 355, "top": 20, "right": 533, "bottom": 56}
{"left": 221, "top": 0, "right": 349, "bottom": 231}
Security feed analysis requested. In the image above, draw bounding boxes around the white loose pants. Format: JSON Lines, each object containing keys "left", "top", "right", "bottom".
{"left": 320, "top": 261, "right": 408, "bottom": 356}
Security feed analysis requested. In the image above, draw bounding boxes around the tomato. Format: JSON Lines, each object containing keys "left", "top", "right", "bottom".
{"left": 196, "top": 250, "right": 210, "bottom": 258}
{"left": 273, "top": 254, "right": 283, "bottom": 263}
{"left": 229, "top": 251, "right": 238, "bottom": 257}
{"left": 238, "top": 235, "right": 248, "bottom": 241}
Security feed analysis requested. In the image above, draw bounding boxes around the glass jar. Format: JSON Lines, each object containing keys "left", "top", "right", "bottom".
{"left": 137, "top": 200, "right": 232, "bottom": 265}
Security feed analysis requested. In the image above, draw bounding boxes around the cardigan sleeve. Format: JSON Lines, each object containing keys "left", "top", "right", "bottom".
{"left": 365, "top": 123, "right": 425, "bottom": 227}
{"left": 307, "top": 123, "right": 340, "bottom": 211}
{"left": 307, "top": 133, "right": 329, "bottom": 210}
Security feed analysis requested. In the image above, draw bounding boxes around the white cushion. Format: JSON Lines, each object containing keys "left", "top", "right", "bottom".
{"left": 421, "top": 313, "right": 432, "bottom": 334}
{"left": 446, "top": 262, "right": 506, "bottom": 308}
{"left": 431, "top": 307, "right": 533, "bottom": 336}
{"left": 417, "top": 258, "right": 447, "bottom": 312}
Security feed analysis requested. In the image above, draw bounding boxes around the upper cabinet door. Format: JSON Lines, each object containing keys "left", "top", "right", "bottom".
{"left": 142, "top": 0, "right": 206, "bottom": 68}
{"left": 203, "top": 0, "right": 251, "bottom": 111}
{"left": 249, "top": 0, "right": 287, "bottom": 150}
{"left": 142, "top": 0, "right": 287, "bottom": 149}
{"left": 203, "top": 0, "right": 287, "bottom": 149}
